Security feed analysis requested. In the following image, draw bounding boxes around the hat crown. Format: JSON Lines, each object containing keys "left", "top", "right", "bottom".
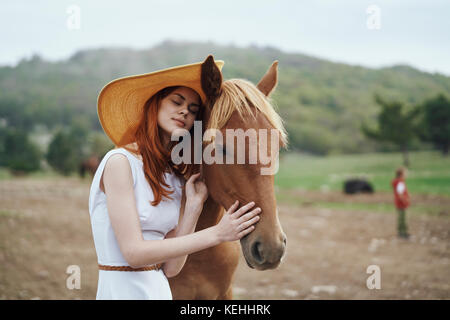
{"left": 97, "top": 56, "right": 224, "bottom": 147}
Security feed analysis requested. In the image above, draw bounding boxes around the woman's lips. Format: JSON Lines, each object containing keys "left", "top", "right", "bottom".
{"left": 172, "top": 118, "right": 185, "bottom": 127}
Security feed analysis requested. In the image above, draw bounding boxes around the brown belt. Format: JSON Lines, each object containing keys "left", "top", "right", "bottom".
{"left": 98, "top": 263, "right": 162, "bottom": 272}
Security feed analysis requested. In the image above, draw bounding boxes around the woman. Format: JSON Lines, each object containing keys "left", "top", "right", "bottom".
{"left": 88, "top": 58, "right": 261, "bottom": 299}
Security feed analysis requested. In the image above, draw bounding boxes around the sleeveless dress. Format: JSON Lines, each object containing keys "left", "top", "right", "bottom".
{"left": 88, "top": 147, "right": 183, "bottom": 300}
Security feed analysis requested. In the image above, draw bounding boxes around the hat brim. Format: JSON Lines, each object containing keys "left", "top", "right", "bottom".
{"left": 97, "top": 59, "right": 224, "bottom": 147}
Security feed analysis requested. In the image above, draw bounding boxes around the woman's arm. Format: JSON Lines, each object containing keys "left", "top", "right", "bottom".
{"left": 102, "top": 154, "right": 260, "bottom": 269}
{"left": 162, "top": 172, "right": 210, "bottom": 277}
{"left": 162, "top": 196, "right": 203, "bottom": 277}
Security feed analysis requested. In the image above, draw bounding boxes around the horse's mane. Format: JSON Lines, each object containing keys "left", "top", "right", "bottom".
{"left": 205, "top": 79, "right": 288, "bottom": 148}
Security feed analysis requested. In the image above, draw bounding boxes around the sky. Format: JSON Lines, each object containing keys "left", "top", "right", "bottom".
{"left": 1, "top": 0, "right": 449, "bottom": 75}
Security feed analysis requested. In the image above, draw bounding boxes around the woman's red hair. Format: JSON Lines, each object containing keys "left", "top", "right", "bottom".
{"left": 124, "top": 86, "right": 203, "bottom": 206}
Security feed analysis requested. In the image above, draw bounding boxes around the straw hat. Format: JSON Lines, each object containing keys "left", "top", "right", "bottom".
{"left": 97, "top": 56, "right": 224, "bottom": 147}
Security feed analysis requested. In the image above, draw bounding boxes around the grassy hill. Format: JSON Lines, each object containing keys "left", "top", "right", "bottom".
{"left": 1, "top": 40, "right": 449, "bottom": 154}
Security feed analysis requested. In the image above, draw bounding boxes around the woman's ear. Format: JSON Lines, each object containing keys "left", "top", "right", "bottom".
{"left": 201, "top": 55, "right": 222, "bottom": 108}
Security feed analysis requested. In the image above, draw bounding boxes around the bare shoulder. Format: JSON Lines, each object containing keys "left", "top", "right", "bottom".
{"left": 100, "top": 154, "right": 133, "bottom": 193}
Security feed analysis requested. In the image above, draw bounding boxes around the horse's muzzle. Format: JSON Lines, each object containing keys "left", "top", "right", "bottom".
{"left": 242, "top": 232, "right": 287, "bottom": 270}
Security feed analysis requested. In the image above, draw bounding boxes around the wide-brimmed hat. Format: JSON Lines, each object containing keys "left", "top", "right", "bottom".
{"left": 97, "top": 56, "right": 224, "bottom": 147}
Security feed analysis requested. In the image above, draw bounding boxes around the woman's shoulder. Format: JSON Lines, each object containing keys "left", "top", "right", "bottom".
{"left": 100, "top": 148, "right": 139, "bottom": 188}
{"left": 104, "top": 151, "right": 132, "bottom": 171}
{"left": 103, "top": 147, "right": 142, "bottom": 165}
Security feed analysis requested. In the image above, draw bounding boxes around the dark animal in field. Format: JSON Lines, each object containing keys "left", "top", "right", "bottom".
{"left": 79, "top": 156, "right": 100, "bottom": 178}
{"left": 343, "top": 179, "right": 374, "bottom": 194}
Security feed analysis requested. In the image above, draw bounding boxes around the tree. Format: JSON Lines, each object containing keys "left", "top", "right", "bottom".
{"left": 0, "top": 127, "right": 42, "bottom": 174}
{"left": 87, "top": 131, "right": 114, "bottom": 158}
{"left": 46, "top": 129, "right": 79, "bottom": 175}
{"left": 361, "top": 95, "right": 419, "bottom": 167}
{"left": 46, "top": 116, "right": 92, "bottom": 176}
{"left": 417, "top": 94, "right": 450, "bottom": 155}
{"left": 0, "top": 125, "right": 7, "bottom": 166}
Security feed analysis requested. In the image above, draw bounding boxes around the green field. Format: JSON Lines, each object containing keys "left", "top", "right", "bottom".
{"left": 1, "top": 150, "right": 449, "bottom": 196}
{"left": 275, "top": 151, "right": 450, "bottom": 196}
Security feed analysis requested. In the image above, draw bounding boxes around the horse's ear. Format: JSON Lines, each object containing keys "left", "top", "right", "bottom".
{"left": 201, "top": 55, "right": 222, "bottom": 107}
{"left": 257, "top": 61, "right": 278, "bottom": 97}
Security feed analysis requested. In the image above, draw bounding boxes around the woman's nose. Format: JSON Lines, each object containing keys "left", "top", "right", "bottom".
{"left": 179, "top": 107, "right": 188, "bottom": 115}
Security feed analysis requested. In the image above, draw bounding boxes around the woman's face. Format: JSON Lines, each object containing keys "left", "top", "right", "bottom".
{"left": 157, "top": 86, "right": 201, "bottom": 139}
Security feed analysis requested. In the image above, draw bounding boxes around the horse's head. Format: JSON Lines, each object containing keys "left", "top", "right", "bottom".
{"left": 200, "top": 56, "right": 288, "bottom": 270}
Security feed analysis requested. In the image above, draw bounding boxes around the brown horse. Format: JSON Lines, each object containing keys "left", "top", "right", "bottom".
{"left": 169, "top": 56, "right": 288, "bottom": 299}
{"left": 79, "top": 155, "right": 100, "bottom": 178}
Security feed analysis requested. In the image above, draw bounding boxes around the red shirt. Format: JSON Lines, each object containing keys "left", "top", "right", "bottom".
{"left": 391, "top": 178, "right": 410, "bottom": 209}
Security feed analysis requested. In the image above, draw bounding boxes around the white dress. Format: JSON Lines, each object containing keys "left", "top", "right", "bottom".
{"left": 88, "top": 147, "right": 183, "bottom": 300}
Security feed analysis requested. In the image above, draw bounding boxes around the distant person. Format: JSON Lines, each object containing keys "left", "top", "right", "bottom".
{"left": 391, "top": 167, "right": 410, "bottom": 238}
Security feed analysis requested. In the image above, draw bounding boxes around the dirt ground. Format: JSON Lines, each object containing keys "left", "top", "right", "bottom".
{"left": 0, "top": 177, "right": 449, "bottom": 300}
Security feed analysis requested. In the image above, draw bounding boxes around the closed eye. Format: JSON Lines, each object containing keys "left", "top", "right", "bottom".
{"left": 188, "top": 105, "right": 199, "bottom": 115}
{"left": 173, "top": 100, "right": 198, "bottom": 115}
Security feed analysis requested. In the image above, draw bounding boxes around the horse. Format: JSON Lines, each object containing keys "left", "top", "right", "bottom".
{"left": 79, "top": 155, "right": 100, "bottom": 178}
{"left": 168, "top": 56, "right": 288, "bottom": 299}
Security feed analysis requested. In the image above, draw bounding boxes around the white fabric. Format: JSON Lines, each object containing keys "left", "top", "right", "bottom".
{"left": 396, "top": 181, "right": 405, "bottom": 194}
{"left": 88, "top": 147, "right": 183, "bottom": 300}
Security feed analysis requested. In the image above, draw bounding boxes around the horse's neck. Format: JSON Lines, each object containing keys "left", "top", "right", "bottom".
{"left": 196, "top": 196, "right": 224, "bottom": 231}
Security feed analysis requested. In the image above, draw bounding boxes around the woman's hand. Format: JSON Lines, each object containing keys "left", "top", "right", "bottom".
{"left": 185, "top": 172, "right": 208, "bottom": 208}
{"left": 214, "top": 200, "right": 261, "bottom": 242}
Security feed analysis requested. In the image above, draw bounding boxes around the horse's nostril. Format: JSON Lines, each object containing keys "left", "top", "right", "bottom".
{"left": 251, "top": 241, "right": 264, "bottom": 264}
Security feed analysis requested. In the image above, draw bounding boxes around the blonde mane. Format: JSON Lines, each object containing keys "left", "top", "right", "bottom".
{"left": 205, "top": 79, "right": 288, "bottom": 148}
